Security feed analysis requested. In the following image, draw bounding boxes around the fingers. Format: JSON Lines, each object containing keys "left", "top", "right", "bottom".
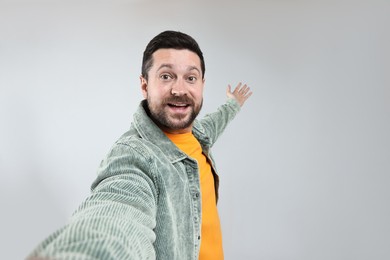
{"left": 227, "top": 84, "right": 232, "bottom": 94}
{"left": 228, "top": 82, "right": 253, "bottom": 107}
{"left": 233, "top": 82, "right": 242, "bottom": 94}
{"left": 235, "top": 82, "right": 252, "bottom": 97}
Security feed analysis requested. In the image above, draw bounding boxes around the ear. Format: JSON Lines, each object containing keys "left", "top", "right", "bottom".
{"left": 140, "top": 75, "right": 148, "bottom": 99}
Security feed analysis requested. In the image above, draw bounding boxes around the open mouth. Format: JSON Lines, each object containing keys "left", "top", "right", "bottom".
{"left": 167, "top": 103, "right": 190, "bottom": 113}
{"left": 167, "top": 102, "right": 190, "bottom": 108}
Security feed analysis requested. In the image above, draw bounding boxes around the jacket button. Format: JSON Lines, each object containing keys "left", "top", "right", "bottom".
{"left": 195, "top": 192, "right": 199, "bottom": 198}
{"left": 198, "top": 235, "right": 201, "bottom": 240}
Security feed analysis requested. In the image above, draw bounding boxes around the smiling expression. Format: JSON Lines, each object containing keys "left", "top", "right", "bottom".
{"left": 141, "top": 48, "right": 205, "bottom": 134}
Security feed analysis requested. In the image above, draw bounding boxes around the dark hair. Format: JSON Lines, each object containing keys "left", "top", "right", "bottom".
{"left": 141, "top": 30, "right": 205, "bottom": 80}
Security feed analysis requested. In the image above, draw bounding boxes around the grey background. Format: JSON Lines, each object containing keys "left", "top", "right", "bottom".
{"left": 1, "top": 0, "right": 389, "bottom": 259}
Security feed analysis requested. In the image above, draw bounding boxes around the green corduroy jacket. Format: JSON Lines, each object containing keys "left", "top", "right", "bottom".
{"left": 28, "top": 98, "right": 240, "bottom": 260}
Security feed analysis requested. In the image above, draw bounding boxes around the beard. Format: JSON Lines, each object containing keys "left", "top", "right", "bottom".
{"left": 145, "top": 95, "right": 203, "bottom": 132}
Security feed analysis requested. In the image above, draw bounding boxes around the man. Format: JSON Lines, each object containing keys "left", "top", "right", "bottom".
{"left": 28, "top": 30, "right": 252, "bottom": 260}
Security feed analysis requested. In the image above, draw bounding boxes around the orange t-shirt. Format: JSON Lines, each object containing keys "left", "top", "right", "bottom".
{"left": 164, "top": 132, "right": 224, "bottom": 260}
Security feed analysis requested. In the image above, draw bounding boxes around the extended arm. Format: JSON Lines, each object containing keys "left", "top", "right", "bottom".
{"left": 27, "top": 142, "right": 158, "bottom": 260}
{"left": 198, "top": 82, "right": 253, "bottom": 145}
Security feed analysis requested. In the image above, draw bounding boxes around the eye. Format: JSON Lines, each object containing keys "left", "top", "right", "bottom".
{"left": 187, "top": 76, "right": 197, "bottom": 83}
{"left": 160, "top": 73, "right": 174, "bottom": 81}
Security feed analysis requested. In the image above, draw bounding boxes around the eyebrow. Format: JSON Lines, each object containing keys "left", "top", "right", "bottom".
{"left": 157, "top": 64, "right": 201, "bottom": 75}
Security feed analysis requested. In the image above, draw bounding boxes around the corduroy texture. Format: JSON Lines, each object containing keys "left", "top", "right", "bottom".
{"left": 164, "top": 132, "right": 224, "bottom": 259}
{"left": 27, "top": 98, "right": 240, "bottom": 260}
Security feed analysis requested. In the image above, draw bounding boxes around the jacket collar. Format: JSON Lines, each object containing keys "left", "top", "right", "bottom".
{"left": 133, "top": 100, "right": 211, "bottom": 163}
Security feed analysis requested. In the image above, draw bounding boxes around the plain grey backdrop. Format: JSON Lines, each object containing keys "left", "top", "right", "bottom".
{"left": 1, "top": 0, "right": 389, "bottom": 259}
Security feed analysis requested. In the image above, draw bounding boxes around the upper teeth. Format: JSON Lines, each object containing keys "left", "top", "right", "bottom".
{"left": 173, "top": 104, "right": 186, "bottom": 107}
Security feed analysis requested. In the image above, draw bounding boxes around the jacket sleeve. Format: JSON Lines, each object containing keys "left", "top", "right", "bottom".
{"left": 27, "top": 139, "right": 158, "bottom": 260}
{"left": 198, "top": 98, "right": 241, "bottom": 146}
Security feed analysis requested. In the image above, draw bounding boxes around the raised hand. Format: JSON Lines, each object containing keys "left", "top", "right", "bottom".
{"left": 226, "top": 82, "right": 253, "bottom": 107}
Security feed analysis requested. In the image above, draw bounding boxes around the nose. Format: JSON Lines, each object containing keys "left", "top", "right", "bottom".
{"left": 171, "top": 79, "right": 188, "bottom": 96}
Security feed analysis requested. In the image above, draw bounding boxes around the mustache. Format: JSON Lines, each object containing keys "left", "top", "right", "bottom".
{"left": 163, "top": 96, "right": 195, "bottom": 106}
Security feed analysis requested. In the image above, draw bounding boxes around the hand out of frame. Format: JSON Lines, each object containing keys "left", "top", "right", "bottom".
{"left": 226, "top": 82, "right": 253, "bottom": 107}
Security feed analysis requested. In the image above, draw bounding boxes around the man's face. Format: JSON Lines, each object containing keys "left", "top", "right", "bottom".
{"left": 140, "top": 48, "right": 205, "bottom": 134}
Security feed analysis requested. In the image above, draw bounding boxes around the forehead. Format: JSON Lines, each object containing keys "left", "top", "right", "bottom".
{"left": 151, "top": 48, "right": 201, "bottom": 71}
